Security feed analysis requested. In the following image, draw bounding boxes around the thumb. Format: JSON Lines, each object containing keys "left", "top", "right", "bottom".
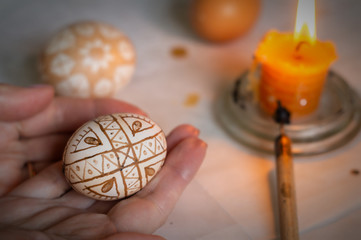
{"left": 0, "top": 84, "right": 54, "bottom": 122}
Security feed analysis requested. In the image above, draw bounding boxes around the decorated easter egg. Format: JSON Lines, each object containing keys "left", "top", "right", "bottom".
{"left": 63, "top": 113, "right": 167, "bottom": 201}
{"left": 39, "top": 21, "right": 135, "bottom": 98}
{"left": 190, "top": 0, "right": 261, "bottom": 42}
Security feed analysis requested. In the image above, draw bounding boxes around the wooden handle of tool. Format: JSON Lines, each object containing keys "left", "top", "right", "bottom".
{"left": 275, "top": 135, "right": 299, "bottom": 240}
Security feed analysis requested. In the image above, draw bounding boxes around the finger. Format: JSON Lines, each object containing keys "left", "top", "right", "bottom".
{"left": 19, "top": 133, "right": 70, "bottom": 163}
{"left": 32, "top": 161, "right": 55, "bottom": 174}
{"left": 18, "top": 97, "right": 147, "bottom": 138}
{"left": 18, "top": 161, "right": 55, "bottom": 187}
{"left": 0, "top": 84, "right": 54, "bottom": 122}
{"left": 45, "top": 213, "right": 165, "bottom": 239}
{"left": 19, "top": 206, "right": 84, "bottom": 231}
{"left": 46, "top": 213, "right": 117, "bottom": 239}
{"left": 17, "top": 168, "right": 97, "bottom": 209}
{"left": 87, "top": 201, "right": 118, "bottom": 214}
{"left": 103, "top": 233, "right": 165, "bottom": 240}
{"left": 0, "top": 161, "right": 24, "bottom": 196}
{"left": 9, "top": 161, "right": 70, "bottom": 199}
{"left": 16, "top": 160, "right": 55, "bottom": 193}
{"left": 60, "top": 190, "right": 96, "bottom": 209}
{"left": 108, "top": 137, "right": 207, "bottom": 233}
{"left": 166, "top": 124, "right": 199, "bottom": 151}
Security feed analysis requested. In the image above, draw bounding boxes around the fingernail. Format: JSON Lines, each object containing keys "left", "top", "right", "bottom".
{"left": 193, "top": 128, "right": 200, "bottom": 136}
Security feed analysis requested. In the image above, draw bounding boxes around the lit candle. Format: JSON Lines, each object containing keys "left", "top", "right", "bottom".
{"left": 254, "top": 0, "right": 337, "bottom": 117}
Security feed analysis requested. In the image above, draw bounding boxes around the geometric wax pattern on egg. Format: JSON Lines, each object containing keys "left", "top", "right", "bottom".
{"left": 63, "top": 113, "right": 167, "bottom": 201}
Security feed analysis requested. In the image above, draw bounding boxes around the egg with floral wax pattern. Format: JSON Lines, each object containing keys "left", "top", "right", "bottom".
{"left": 63, "top": 113, "right": 167, "bottom": 201}
{"left": 39, "top": 21, "right": 135, "bottom": 98}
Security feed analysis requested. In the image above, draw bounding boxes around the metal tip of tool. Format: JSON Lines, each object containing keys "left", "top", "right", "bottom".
{"left": 273, "top": 100, "right": 291, "bottom": 125}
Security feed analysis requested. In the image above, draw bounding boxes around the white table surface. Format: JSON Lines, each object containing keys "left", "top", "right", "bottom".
{"left": 1, "top": 0, "right": 361, "bottom": 239}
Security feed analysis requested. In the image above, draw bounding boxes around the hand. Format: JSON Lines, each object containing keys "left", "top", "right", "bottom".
{"left": 0, "top": 84, "right": 207, "bottom": 239}
{"left": 0, "top": 124, "right": 206, "bottom": 239}
{"left": 0, "top": 84, "right": 145, "bottom": 196}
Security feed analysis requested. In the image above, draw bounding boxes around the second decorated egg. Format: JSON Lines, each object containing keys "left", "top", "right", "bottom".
{"left": 39, "top": 21, "right": 135, "bottom": 98}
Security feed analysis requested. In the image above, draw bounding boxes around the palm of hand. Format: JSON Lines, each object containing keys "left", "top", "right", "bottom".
{"left": 0, "top": 85, "right": 206, "bottom": 239}
{"left": 1, "top": 127, "right": 203, "bottom": 239}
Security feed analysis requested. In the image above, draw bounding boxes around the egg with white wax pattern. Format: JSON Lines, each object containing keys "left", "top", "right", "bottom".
{"left": 39, "top": 21, "right": 135, "bottom": 98}
{"left": 63, "top": 113, "right": 167, "bottom": 201}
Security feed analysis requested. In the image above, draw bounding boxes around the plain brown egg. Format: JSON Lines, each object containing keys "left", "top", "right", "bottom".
{"left": 190, "top": 0, "right": 261, "bottom": 42}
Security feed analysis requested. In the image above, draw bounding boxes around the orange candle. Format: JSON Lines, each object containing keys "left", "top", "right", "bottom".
{"left": 254, "top": 0, "right": 337, "bottom": 117}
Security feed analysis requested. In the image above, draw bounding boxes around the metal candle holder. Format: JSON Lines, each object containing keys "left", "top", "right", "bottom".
{"left": 217, "top": 69, "right": 361, "bottom": 156}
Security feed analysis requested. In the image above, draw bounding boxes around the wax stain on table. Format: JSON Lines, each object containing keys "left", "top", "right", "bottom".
{"left": 183, "top": 93, "right": 200, "bottom": 107}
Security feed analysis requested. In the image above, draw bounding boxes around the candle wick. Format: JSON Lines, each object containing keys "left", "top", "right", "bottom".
{"left": 293, "top": 41, "right": 310, "bottom": 60}
{"left": 295, "top": 41, "right": 309, "bottom": 52}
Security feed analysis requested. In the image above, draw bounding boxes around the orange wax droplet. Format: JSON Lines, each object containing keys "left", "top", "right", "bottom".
{"left": 27, "top": 162, "right": 36, "bottom": 178}
{"left": 184, "top": 93, "right": 200, "bottom": 107}
{"left": 171, "top": 46, "right": 187, "bottom": 58}
{"left": 351, "top": 169, "right": 360, "bottom": 176}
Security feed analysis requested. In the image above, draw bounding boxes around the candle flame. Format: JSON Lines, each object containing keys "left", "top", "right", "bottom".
{"left": 294, "top": 0, "right": 316, "bottom": 44}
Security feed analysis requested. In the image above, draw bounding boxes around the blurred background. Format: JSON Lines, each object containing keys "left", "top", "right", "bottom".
{"left": 0, "top": 0, "right": 361, "bottom": 239}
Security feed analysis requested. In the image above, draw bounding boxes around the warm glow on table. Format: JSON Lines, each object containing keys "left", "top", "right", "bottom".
{"left": 254, "top": 0, "right": 337, "bottom": 117}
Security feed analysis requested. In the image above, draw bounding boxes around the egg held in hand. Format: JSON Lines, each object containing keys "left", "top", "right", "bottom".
{"left": 63, "top": 113, "right": 167, "bottom": 201}
{"left": 39, "top": 21, "right": 135, "bottom": 98}
{"left": 190, "top": 0, "right": 261, "bottom": 42}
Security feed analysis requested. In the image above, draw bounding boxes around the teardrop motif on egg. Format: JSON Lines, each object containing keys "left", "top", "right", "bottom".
{"left": 62, "top": 113, "right": 167, "bottom": 201}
